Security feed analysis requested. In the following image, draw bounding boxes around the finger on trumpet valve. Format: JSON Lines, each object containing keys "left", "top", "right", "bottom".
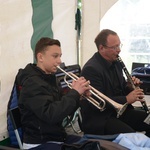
{"left": 85, "top": 80, "right": 90, "bottom": 87}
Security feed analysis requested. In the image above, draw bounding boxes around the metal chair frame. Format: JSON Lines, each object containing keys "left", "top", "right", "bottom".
{"left": 9, "top": 107, "right": 23, "bottom": 149}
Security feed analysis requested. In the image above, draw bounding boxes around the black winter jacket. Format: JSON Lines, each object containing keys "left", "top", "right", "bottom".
{"left": 17, "top": 64, "right": 80, "bottom": 144}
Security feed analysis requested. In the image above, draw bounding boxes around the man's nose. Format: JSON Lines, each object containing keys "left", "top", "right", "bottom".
{"left": 57, "top": 57, "right": 62, "bottom": 64}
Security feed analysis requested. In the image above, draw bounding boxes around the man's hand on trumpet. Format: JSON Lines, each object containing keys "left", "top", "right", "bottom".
{"left": 71, "top": 77, "right": 91, "bottom": 96}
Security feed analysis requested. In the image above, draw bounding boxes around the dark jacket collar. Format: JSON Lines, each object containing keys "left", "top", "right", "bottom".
{"left": 95, "top": 52, "right": 116, "bottom": 69}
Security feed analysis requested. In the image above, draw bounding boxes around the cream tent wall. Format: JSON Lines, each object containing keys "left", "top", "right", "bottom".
{"left": 0, "top": 1, "right": 33, "bottom": 141}
{"left": 0, "top": 0, "right": 117, "bottom": 141}
{"left": 80, "top": 0, "right": 118, "bottom": 67}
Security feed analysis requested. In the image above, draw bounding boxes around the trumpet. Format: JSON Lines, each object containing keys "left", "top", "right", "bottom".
{"left": 117, "top": 55, "right": 150, "bottom": 115}
{"left": 57, "top": 66, "right": 128, "bottom": 118}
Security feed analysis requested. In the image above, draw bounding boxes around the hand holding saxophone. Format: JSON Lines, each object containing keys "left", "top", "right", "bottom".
{"left": 126, "top": 76, "right": 145, "bottom": 104}
{"left": 127, "top": 76, "right": 142, "bottom": 89}
{"left": 126, "top": 88, "right": 145, "bottom": 104}
{"left": 117, "top": 55, "right": 150, "bottom": 114}
{"left": 131, "top": 76, "right": 143, "bottom": 86}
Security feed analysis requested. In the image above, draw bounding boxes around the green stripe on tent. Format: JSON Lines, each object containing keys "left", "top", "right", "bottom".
{"left": 31, "top": 0, "right": 53, "bottom": 60}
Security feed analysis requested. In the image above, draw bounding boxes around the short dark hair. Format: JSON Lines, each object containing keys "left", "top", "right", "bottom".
{"left": 34, "top": 37, "right": 61, "bottom": 60}
{"left": 94, "top": 29, "right": 117, "bottom": 50}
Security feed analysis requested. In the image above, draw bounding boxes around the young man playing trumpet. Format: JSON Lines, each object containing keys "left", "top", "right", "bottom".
{"left": 17, "top": 37, "right": 91, "bottom": 149}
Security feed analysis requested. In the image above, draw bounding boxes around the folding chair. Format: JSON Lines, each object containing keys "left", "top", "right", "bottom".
{"left": 8, "top": 107, "right": 23, "bottom": 149}
{"left": 67, "top": 108, "right": 82, "bottom": 134}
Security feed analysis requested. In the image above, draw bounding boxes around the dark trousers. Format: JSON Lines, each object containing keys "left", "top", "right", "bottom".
{"left": 29, "top": 135, "right": 82, "bottom": 150}
{"left": 104, "top": 108, "right": 150, "bottom": 137}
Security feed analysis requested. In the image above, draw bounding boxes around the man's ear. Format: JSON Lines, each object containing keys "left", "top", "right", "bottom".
{"left": 99, "top": 45, "right": 103, "bottom": 51}
{"left": 37, "top": 53, "right": 43, "bottom": 62}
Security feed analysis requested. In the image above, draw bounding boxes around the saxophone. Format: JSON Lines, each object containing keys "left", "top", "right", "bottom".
{"left": 117, "top": 55, "right": 150, "bottom": 115}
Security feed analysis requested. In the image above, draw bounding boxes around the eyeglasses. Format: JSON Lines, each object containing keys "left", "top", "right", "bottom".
{"left": 103, "top": 44, "right": 123, "bottom": 50}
